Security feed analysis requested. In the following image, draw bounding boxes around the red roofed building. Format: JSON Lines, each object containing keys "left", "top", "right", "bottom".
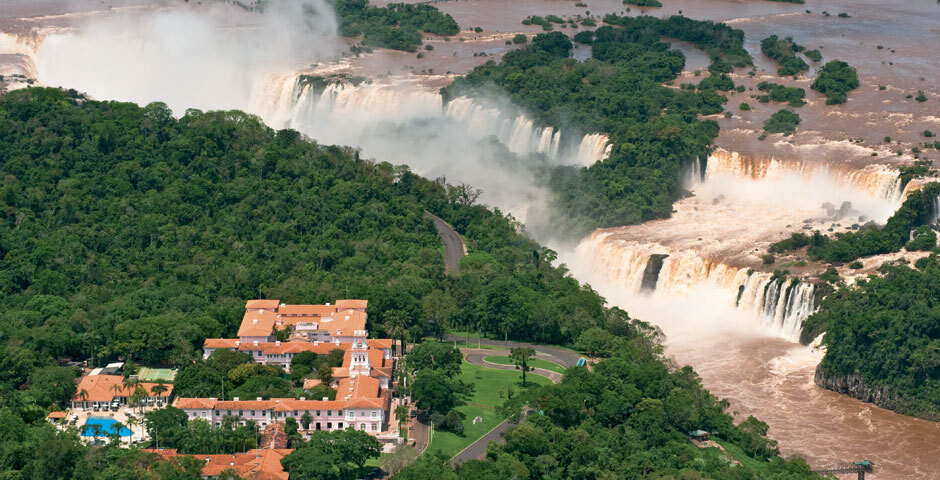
{"left": 143, "top": 448, "right": 291, "bottom": 480}
{"left": 71, "top": 374, "right": 174, "bottom": 410}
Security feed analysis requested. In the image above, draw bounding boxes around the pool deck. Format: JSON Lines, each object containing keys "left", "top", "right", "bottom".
{"left": 62, "top": 406, "right": 155, "bottom": 446}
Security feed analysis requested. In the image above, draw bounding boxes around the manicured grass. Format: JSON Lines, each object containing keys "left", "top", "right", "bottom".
{"left": 425, "top": 362, "right": 550, "bottom": 458}
{"left": 482, "top": 355, "right": 566, "bottom": 374}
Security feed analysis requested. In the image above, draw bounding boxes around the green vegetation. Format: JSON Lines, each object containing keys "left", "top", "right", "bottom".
{"left": 400, "top": 334, "right": 821, "bottom": 479}
{"left": 811, "top": 60, "right": 860, "bottom": 104}
{"left": 770, "top": 183, "right": 940, "bottom": 263}
{"left": 333, "top": 0, "right": 459, "bottom": 52}
{"left": 483, "top": 355, "right": 566, "bottom": 374}
{"left": 767, "top": 0, "right": 804, "bottom": 3}
{"left": 906, "top": 225, "right": 937, "bottom": 251}
{"left": 804, "top": 49, "right": 822, "bottom": 62}
{"left": 512, "top": 33, "right": 527, "bottom": 44}
{"left": 280, "top": 428, "right": 382, "bottom": 479}
{"left": 763, "top": 109, "right": 801, "bottom": 135}
{"left": 757, "top": 81, "right": 807, "bottom": 107}
{"left": 916, "top": 90, "right": 928, "bottom": 102}
{"left": 899, "top": 159, "right": 936, "bottom": 187}
{"left": 445, "top": 15, "right": 754, "bottom": 233}
{"left": 423, "top": 361, "right": 551, "bottom": 458}
{"left": 624, "top": 0, "right": 662, "bottom": 6}
{"left": 144, "top": 407, "right": 261, "bottom": 453}
{"left": 802, "top": 254, "right": 940, "bottom": 420}
{"left": 740, "top": 102, "right": 751, "bottom": 110}
{"left": 760, "top": 35, "right": 809, "bottom": 76}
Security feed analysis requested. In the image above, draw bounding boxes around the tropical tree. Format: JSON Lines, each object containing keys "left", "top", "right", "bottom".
{"left": 78, "top": 388, "right": 89, "bottom": 408}
{"left": 421, "top": 290, "right": 457, "bottom": 342}
{"left": 382, "top": 310, "right": 411, "bottom": 356}
{"left": 125, "top": 415, "right": 138, "bottom": 444}
{"left": 395, "top": 404, "right": 410, "bottom": 439}
{"left": 301, "top": 412, "right": 313, "bottom": 431}
{"left": 509, "top": 347, "right": 535, "bottom": 386}
{"left": 110, "top": 383, "right": 125, "bottom": 405}
{"left": 152, "top": 383, "right": 169, "bottom": 404}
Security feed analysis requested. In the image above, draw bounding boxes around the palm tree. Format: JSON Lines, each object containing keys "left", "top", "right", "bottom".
{"left": 110, "top": 383, "right": 125, "bottom": 406}
{"left": 78, "top": 389, "right": 89, "bottom": 409}
{"left": 382, "top": 310, "right": 411, "bottom": 356}
{"left": 125, "top": 415, "right": 137, "bottom": 444}
{"left": 395, "top": 405, "right": 410, "bottom": 439}
{"left": 130, "top": 385, "right": 148, "bottom": 416}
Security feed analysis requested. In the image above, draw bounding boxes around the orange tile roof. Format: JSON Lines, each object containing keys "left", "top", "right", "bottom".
{"left": 368, "top": 338, "right": 394, "bottom": 350}
{"left": 318, "top": 310, "right": 367, "bottom": 336}
{"left": 175, "top": 398, "right": 217, "bottom": 409}
{"left": 246, "top": 299, "right": 281, "bottom": 310}
{"left": 204, "top": 338, "right": 240, "bottom": 349}
{"left": 237, "top": 309, "right": 277, "bottom": 337}
{"left": 235, "top": 340, "right": 348, "bottom": 356}
{"left": 47, "top": 411, "right": 67, "bottom": 419}
{"left": 337, "top": 375, "right": 381, "bottom": 400}
{"left": 278, "top": 304, "right": 337, "bottom": 316}
{"left": 371, "top": 367, "right": 393, "bottom": 378}
{"left": 144, "top": 449, "right": 291, "bottom": 480}
{"left": 335, "top": 299, "right": 368, "bottom": 310}
{"left": 302, "top": 379, "right": 322, "bottom": 389}
{"left": 368, "top": 348, "right": 386, "bottom": 368}
{"left": 73, "top": 375, "right": 173, "bottom": 403}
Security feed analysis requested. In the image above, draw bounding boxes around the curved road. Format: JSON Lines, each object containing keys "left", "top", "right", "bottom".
{"left": 424, "top": 211, "right": 467, "bottom": 275}
{"left": 449, "top": 340, "right": 584, "bottom": 466}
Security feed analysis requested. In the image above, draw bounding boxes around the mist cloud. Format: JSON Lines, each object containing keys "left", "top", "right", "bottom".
{"left": 35, "top": 0, "right": 341, "bottom": 115}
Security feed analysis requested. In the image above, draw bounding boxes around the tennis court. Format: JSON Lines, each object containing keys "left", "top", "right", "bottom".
{"left": 136, "top": 367, "right": 176, "bottom": 382}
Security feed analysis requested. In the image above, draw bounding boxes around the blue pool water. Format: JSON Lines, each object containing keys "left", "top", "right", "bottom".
{"left": 81, "top": 417, "right": 132, "bottom": 437}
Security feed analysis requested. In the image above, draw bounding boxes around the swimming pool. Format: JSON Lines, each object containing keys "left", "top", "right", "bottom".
{"left": 81, "top": 417, "right": 132, "bottom": 437}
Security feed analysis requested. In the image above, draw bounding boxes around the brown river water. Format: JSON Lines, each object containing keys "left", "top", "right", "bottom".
{"left": 2, "top": 0, "right": 939, "bottom": 477}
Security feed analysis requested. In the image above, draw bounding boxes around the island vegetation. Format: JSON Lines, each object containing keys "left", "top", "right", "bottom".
{"left": 802, "top": 254, "right": 940, "bottom": 421}
{"left": 810, "top": 60, "right": 860, "bottom": 104}
{"left": 332, "top": 0, "right": 459, "bottom": 52}
{"left": 623, "top": 0, "right": 663, "bottom": 7}
{"left": 757, "top": 81, "right": 806, "bottom": 107}
{"left": 769, "top": 183, "right": 940, "bottom": 263}
{"left": 760, "top": 35, "right": 809, "bottom": 76}
{"left": 444, "top": 15, "right": 754, "bottom": 234}
{"left": 763, "top": 109, "right": 801, "bottom": 135}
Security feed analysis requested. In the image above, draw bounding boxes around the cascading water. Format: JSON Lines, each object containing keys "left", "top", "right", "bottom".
{"left": 577, "top": 234, "right": 814, "bottom": 340}
{"left": 254, "top": 73, "right": 611, "bottom": 166}
{"left": 699, "top": 149, "right": 905, "bottom": 202}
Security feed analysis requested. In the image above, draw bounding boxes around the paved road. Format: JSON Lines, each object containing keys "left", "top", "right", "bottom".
{"left": 463, "top": 349, "right": 563, "bottom": 383}
{"left": 424, "top": 212, "right": 467, "bottom": 275}
{"left": 451, "top": 340, "right": 584, "bottom": 465}
{"left": 444, "top": 334, "right": 582, "bottom": 368}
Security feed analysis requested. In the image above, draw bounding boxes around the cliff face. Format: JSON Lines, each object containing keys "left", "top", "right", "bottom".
{"left": 814, "top": 364, "right": 940, "bottom": 422}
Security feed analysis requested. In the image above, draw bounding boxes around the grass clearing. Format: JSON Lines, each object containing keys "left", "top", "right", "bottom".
{"left": 483, "top": 355, "right": 566, "bottom": 374}
{"left": 424, "top": 361, "right": 550, "bottom": 458}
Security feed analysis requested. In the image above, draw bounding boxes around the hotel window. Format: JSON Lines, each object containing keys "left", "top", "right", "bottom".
{"left": 316, "top": 410, "right": 321, "bottom": 416}
{"left": 371, "top": 411, "right": 377, "bottom": 418}
{"left": 360, "top": 411, "right": 365, "bottom": 417}
{"left": 293, "top": 411, "right": 298, "bottom": 416}
{"left": 201, "top": 412, "right": 206, "bottom": 418}
{"left": 239, "top": 410, "right": 243, "bottom": 416}
{"left": 250, "top": 411, "right": 255, "bottom": 416}
{"left": 227, "top": 410, "right": 232, "bottom": 416}
{"left": 327, "top": 422, "right": 332, "bottom": 429}
{"left": 338, "top": 422, "right": 343, "bottom": 429}
{"left": 360, "top": 423, "right": 365, "bottom": 430}
{"left": 215, "top": 411, "right": 220, "bottom": 416}
{"left": 372, "top": 424, "right": 378, "bottom": 431}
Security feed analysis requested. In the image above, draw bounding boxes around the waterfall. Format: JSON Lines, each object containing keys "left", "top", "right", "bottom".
{"left": 253, "top": 74, "right": 612, "bottom": 166}
{"left": 577, "top": 234, "right": 816, "bottom": 341}
{"left": 704, "top": 149, "right": 905, "bottom": 202}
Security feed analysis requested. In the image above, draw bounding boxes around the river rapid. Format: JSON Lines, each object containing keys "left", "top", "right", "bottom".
{"left": 2, "top": 0, "right": 939, "bottom": 477}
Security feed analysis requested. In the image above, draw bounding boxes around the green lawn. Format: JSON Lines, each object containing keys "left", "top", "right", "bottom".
{"left": 424, "top": 362, "right": 551, "bottom": 458}
{"left": 482, "top": 355, "right": 566, "bottom": 374}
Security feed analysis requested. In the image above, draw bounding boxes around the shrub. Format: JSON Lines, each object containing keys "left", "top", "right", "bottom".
{"left": 905, "top": 225, "right": 937, "bottom": 251}
{"left": 925, "top": 130, "right": 934, "bottom": 138}
{"left": 424, "top": 44, "right": 433, "bottom": 50}
{"left": 512, "top": 34, "right": 527, "bottom": 44}
{"left": 573, "top": 30, "right": 594, "bottom": 44}
{"left": 545, "top": 15, "right": 565, "bottom": 24}
{"left": 837, "top": 12, "right": 850, "bottom": 18}
{"left": 804, "top": 49, "right": 822, "bottom": 62}
{"left": 580, "top": 17, "right": 596, "bottom": 26}
{"left": 757, "top": 81, "right": 806, "bottom": 107}
{"left": 441, "top": 409, "right": 464, "bottom": 435}
{"left": 474, "top": 26, "right": 483, "bottom": 33}
{"left": 764, "top": 109, "right": 801, "bottom": 135}
{"left": 762, "top": 254, "right": 775, "bottom": 265}
{"left": 849, "top": 261, "right": 863, "bottom": 269}
{"left": 739, "top": 102, "right": 751, "bottom": 111}
{"left": 624, "top": 0, "right": 662, "bottom": 6}
{"left": 916, "top": 91, "right": 928, "bottom": 102}
{"left": 760, "top": 35, "right": 809, "bottom": 76}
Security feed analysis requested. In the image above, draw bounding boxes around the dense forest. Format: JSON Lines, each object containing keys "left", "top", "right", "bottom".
{"left": 0, "top": 87, "right": 820, "bottom": 479}
{"left": 810, "top": 60, "right": 859, "bottom": 105}
{"left": 802, "top": 255, "right": 940, "bottom": 421}
{"left": 0, "top": 87, "right": 628, "bottom": 477}
{"left": 396, "top": 330, "right": 820, "bottom": 479}
{"left": 443, "top": 15, "right": 752, "bottom": 233}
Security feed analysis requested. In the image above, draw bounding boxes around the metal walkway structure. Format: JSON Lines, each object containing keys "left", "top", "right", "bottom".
{"left": 813, "top": 461, "right": 874, "bottom": 480}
